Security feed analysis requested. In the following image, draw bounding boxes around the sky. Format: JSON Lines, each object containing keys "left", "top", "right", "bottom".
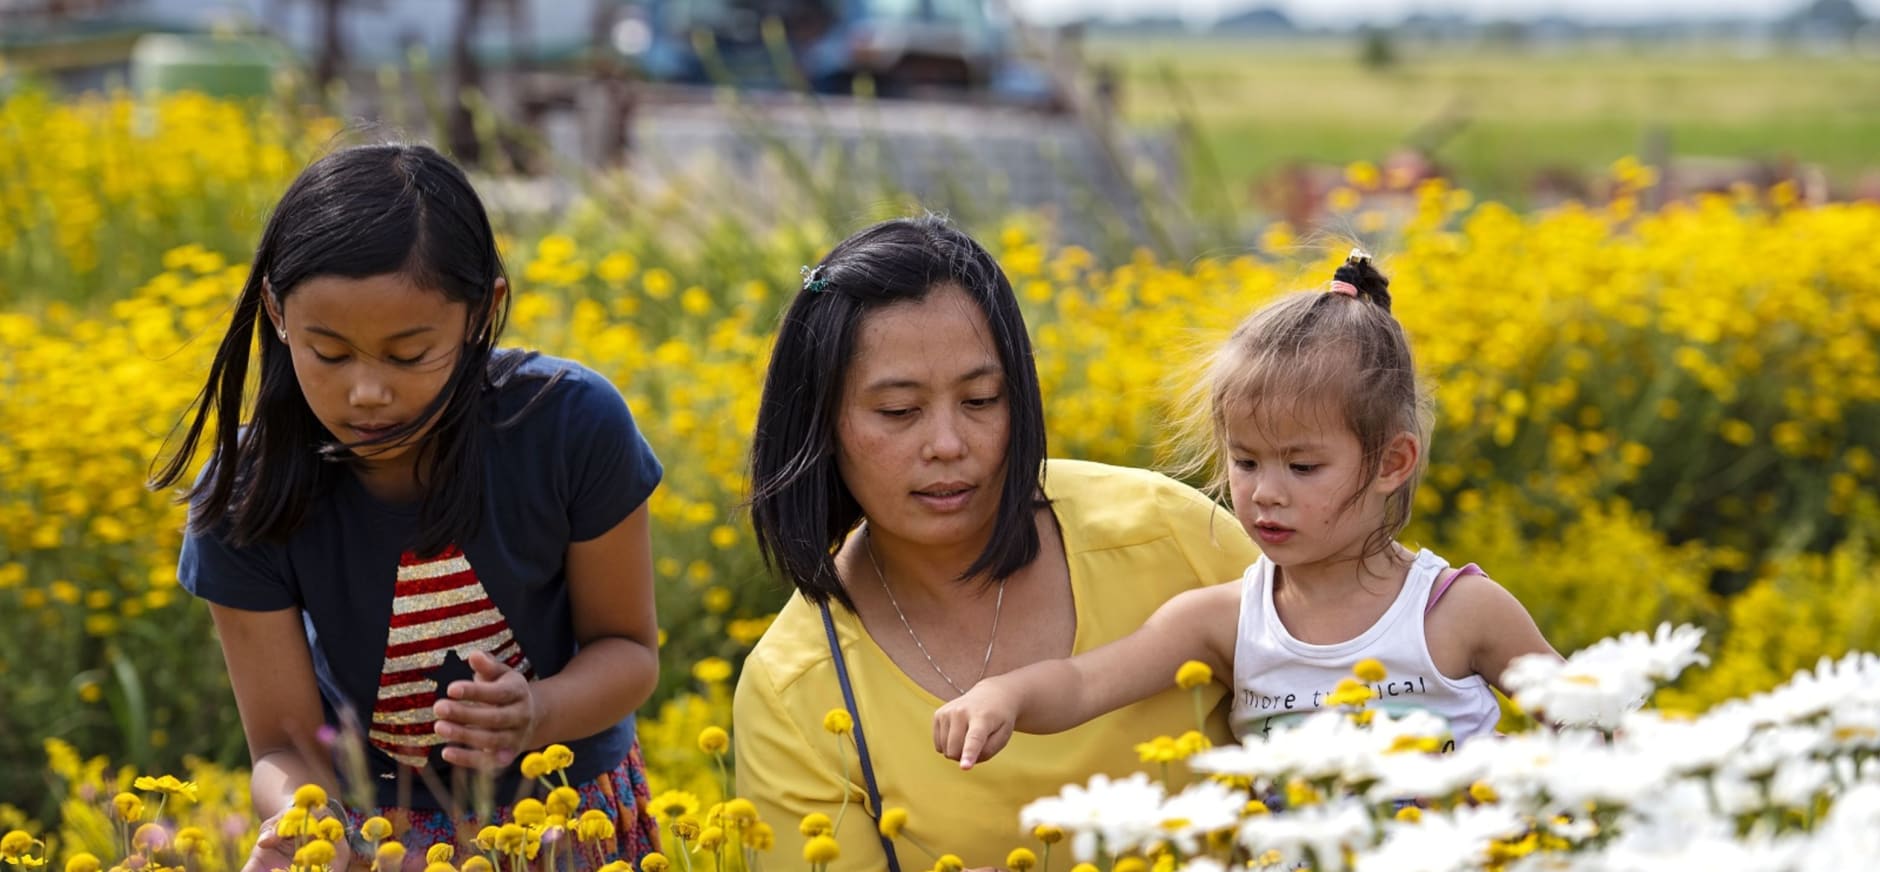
{"left": 1005, "top": 0, "right": 1880, "bottom": 27}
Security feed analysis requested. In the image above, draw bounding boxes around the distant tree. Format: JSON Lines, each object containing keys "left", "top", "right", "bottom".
{"left": 1358, "top": 25, "right": 1397, "bottom": 71}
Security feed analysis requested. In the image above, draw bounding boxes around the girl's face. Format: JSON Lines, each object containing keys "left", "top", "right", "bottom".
{"left": 1225, "top": 402, "right": 1417, "bottom": 570}
{"left": 268, "top": 273, "right": 492, "bottom": 472}
{"left": 835, "top": 284, "right": 1011, "bottom": 555}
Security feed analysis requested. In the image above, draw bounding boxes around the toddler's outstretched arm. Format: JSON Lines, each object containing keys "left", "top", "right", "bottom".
{"left": 933, "top": 580, "right": 1240, "bottom": 768}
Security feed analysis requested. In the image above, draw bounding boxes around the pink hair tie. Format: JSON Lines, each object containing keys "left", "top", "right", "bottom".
{"left": 1329, "top": 280, "right": 1359, "bottom": 298}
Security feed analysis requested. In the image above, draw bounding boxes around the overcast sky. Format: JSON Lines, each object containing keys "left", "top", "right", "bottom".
{"left": 1008, "top": 0, "right": 1880, "bottom": 27}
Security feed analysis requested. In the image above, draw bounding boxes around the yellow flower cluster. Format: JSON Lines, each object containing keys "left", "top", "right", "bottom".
{"left": 4, "top": 90, "right": 1879, "bottom": 847}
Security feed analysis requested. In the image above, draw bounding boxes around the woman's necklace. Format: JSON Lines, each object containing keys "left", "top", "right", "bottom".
{"left": 863, "top": 525, "right": 1003, "bottom": 695}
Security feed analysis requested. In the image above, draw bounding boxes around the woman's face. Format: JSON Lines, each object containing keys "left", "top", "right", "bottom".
{"left": 269, "top": 273, "right": 483, "bottom": 470}
{"left": 836, "top": 284, "right": 1011, "bottom": 553}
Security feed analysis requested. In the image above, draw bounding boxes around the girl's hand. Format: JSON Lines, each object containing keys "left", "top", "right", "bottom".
{"left": 239, "top": 809, "right": 296, "bottom": 872}
{"left": 433, "top": 649, "right": 541, "bottom": 769}
{"left": 241, "top": 809, "right": 366, "bottom": 872}
{"left": 933, "top": 680, "right": 1021, "bottom": 769}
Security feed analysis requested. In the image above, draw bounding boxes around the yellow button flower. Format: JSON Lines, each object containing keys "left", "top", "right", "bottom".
{"left": 802, "top": 835, "right": 840, "bottom": 864}
{"left": 1031, "top": 824, "right": 1063, "bottom": 844}
{"left": 821, "top": 709, "right": 852, "bottom": 735}
{"left": 292, "top": 784, "right": 328, "bottom": 811}
{"left": 877, "top": 807, "right": 907, "bottom": 839}
{"left": 798, "top": 812, "right": 832, "bottom": 837}
{"left": 543, "top": 744, "right": 576, "bottom": 771}
{"left": 1006, "top": 848, "right": 1037, "bottom": 871}
{"left": 63, "top": 854, "right": 99, "bottom": 872}
{"left": 360, "top": 818, "right": 395, "bottom": 843}
{"left": 639, "top": 854, "right": 670, "bottom": 872}
{"left": 425, "top": 844, "right": 454, "bottom": 865}
{"left": 373, "top": 842, "right": 406, "bottom": 872}
{"left": 1174, "top": 660, "right": 1213, "bottom": 689}
{"left": 1352, "top": 658, "right": 1388, "bottom": 683}
{"left": 697, "top": 726, "right": 730, "bottom": 755}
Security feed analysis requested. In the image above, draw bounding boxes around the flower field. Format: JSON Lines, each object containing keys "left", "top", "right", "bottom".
{"left": 1, "top": 88, "right": 1878, "bottom": 867}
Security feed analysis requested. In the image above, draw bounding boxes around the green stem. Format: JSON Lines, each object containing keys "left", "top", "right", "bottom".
{"left": 834, "top": 737, "right": 853, "bottom": 834}
{"left": 1190, "top": 687, "right": 1207, "bottom": 735}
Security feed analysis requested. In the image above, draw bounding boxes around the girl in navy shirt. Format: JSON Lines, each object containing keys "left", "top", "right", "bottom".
{"left": 155, "top": 143, "right": 662, "bottom": 871}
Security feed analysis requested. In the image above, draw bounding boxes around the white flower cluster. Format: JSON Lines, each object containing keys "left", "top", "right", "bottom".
{"left": 1018, "top": 625, "right": 1880, "bottom": 871}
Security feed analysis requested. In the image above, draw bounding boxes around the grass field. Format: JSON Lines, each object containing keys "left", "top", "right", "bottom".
{"left": 1087, "top": 37, "right": 1880, "bottom": 206}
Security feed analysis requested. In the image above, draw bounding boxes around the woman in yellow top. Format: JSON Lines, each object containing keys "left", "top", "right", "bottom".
{"left": 735, "top": 216, "right": 1259, "bottom": 870}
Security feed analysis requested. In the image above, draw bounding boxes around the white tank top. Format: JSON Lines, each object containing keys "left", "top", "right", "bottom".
{"left": 1229, "top": 548, "right": 1501, "bottom": 746}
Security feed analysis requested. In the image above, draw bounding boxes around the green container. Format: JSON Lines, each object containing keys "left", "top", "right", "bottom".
{"left": 130, "top": 32, "right": 286, "bottom": 99}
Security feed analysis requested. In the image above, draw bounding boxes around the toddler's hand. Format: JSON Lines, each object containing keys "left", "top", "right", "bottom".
{"left": 933, "top": 680, "right": 1020, "bottom": 769}
{"left": 433, "top": 649, "right": 540, "bottom": 769}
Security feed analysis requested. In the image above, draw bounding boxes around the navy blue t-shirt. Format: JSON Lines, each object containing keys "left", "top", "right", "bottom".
{"left": 179, "top": 352, "right": 662, "bottom": 809}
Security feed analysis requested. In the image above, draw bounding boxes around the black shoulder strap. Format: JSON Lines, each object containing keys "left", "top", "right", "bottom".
{"left": 820, "top": 601, "right": 903, "bottom": 872}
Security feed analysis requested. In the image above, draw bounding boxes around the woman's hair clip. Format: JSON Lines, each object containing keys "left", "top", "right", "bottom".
{"left": 800, "top": 265, "right": 829, "bottom": 293}
{"left": 1346, "top": 247, "right": 1372, "bottom": 265}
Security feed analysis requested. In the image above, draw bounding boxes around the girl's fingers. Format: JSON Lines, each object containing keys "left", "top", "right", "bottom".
{"left": 444, "top": 674, "right": 527, "bottom": 705}
{"left": 434, "top": 696, "right": 530, "bottom": 729}
{"left": 440, "top": 741, "right": 520, "bottom": 770}
{"left": 433, "top": 718, "right": 525, "bottom": 750}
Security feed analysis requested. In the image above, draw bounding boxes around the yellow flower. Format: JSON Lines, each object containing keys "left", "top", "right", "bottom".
{"left": 745, "top": 821, "right": 775, "bottom": 850}
{"left": 547, "top": 786, "right": 582, "bottom": 817}
{"left": 798, "top": 812, "right": 832, "bottom": 837}
{"left": 802, "top": 835, "right": 840, "bottom": 864}
{"left": 1, "top": 834, "right": 36, "bottom": 861}
{"left": 495, "top": 824, "right": 530, "bottom": 853}
{"left": 111, "top": 793, "right": 143, "bottom": 822}
{"left": 639, "top": 854, "right": 670, "bottom": 872}
{"left": 1006, "top": 848, "right": 1038, "bottom": 871}
{"left": 373, "top": 842, "right": 406, "bottom": 872}
{"left": 575, "top": 810, "right": 616, "bottom": 843}
{"left": 1069, "top": 866, "right": 1099, "bottom": 872}
{"left": 360, "top": 817, "right": 394, "bottom": 843}
{"left": 721, "top": 798, "right": 758, "bottom": 825}
{"left": 543, "top": 744, "right": 576, "bottom": 771}
{"left": 933, "top": 856, "right": 965, "bottom": 872}
{"left": 692, "top": 658, "right": 733, "bottom": 685}
{"left": 1113, "top": 859, "right": 1148, "bottom": 872}
{"left": 423, "top": 863, "right": 456, "bottom": 872}
{"left": 173, "top": 828, "right": 210, "bottom": 857}
{"left": 1326, "top": 677, "right": 1375, "bottom": 708}
{"left": 295, "top": 840, "right": 336, "bottom": 868}
{"left": 822, "top": 709, "right": 852, "bottom": 734}
{"left": 475, "top": 827, "right": 501, "bottom": 851}
{"left": 513, "top": 799, "right": 547, "bottom": 827}
{"left": 131, "top": 775, "right": 198, "bottom": 801}
{"left": 461, "top": 859, "right": 493, "bottom": 872}
{"left": 697, "top": 826, "right": 725, "bottom": 851}
{"left": 1032, "top": 824, "right": 1062, "bottom": 844}
{"left": 697, "top": 726, "right": 730, "bottom": 755}
{"left": 425, "top": 844, "right": 454, "bottom": 865}
{"left": 292, "top": 784, "right": 328, "bottom": 811}
{"left": 1469, "top": 781, "right": 1500, "bottom": 804}
{"left": 315, "top": 818, "right": 345, "bottom": 843}
{"left": 520, "top": 753, "right": 551, "bottom": 780}
{"left": 1174, "top": 660, "right": 1213, "bottom": 689}
{"left": 63, "top": 855, "right": 99, "bottom": 872}
{"left": 1244, "top": 799, "right": 1269, "bottom": 816}
{"left": 1395, "top": 805, "right": 1423, "bottom": 823}
{"left": 671, "top": 816, "right": 701, "bottom": 841}
{"left": 650, "top": 791, "right": 699, "bottom": 822}
{"left": 1352, "top": 658, "right": 1388, "bottom": 683}
{"left": 878, "top": 807, "right": 908, "bottom": 839}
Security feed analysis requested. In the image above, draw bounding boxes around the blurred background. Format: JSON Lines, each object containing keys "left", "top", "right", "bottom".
{"left": 1, "top": 0, "right": 1878, "bottom": 852}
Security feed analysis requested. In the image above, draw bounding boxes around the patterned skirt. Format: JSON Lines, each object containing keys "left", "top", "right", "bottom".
{"left": 345, "top": 743, "right": 661, "bottom": 870}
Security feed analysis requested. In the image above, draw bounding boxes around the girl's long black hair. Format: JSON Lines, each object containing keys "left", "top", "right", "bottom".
{"left": 152, "top": 143, "right": 528, "bottom": 555}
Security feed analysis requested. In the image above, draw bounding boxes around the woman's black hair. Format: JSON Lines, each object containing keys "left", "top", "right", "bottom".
{"left": 152, "top": 142, "right": 528, "bottom": 556}
{"left": 748, "top": 215, "right": 1048, "bottom": 610}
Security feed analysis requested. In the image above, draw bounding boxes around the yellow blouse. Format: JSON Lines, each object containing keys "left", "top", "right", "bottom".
{"left": 733, "top": 460, "right": 1260, "bottom": 870}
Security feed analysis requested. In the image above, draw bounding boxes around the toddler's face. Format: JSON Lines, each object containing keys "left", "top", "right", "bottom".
{"left": 1224, "top": 403, "right": 1387, "bottom": 568}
